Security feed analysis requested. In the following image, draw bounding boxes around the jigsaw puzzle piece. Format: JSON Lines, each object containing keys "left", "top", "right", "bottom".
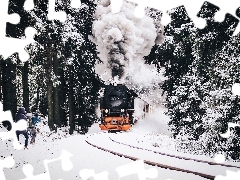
{"left": 47, "top": 160, "right": 74, "bottom": 180}
{"left": 3, "top": 146, "right": 62, "bottom": 180}
{"left": 0, "top": 134, "right": 16, "bottom": 158}
{"left": 71, "top": 0, "right": 82, "bottom": 9}
{"left": 20, "top": 164, "right": 50, "bottom": 180}
{"left": 110, "top": 0, "right": 207, "bottom": 27}
{"left": 0, "top": 0, "right": 20, "bottom": 37}
{"left": 232, "top": 83, "right": 240, "bottom": 96}
{"left": 4, "top": 13, "right": 20, "bottom": 26}
{"left": 110, "top": 0, "right": 123, "bottom": 14}
{"left": 2, "top": 0, "right": 75, "bottom": 62}
{"left": 48, "top": 0, "right": 67, "bottom": 22}
{"left": 214, "top": 153, "right": 226, "bottom": 163}
{"left": 202, "top": 1, "right": 240, "bottom": 35}
{"left": 24, "top": 0, "right": 35, "bottom": 11}
{"left": 0, "top": 156, "right": 14, "bottom": 180}
{"left": 0, "top": 102, "right": 28, "bottom": 149}
{"left": 236, "top": 7, "right": 240, "bottom": 18}
{"left": 1, "top": 27, "right": 36, "bottom": 62}
{"left": 20, "top": 150, "right": 73, "bottom": 180}
{"left": 207, "top": 1, "right": 240, "bottom": 21}
{"left": 6, "top": 0, "right": 35, "bottom": 38}
{"left": 197, "top": 1, "right": 239, "bottom": 37}
{"left": 54, "top": 0, "right": 81, "bottom": 17}
{"left": 111, "top": 0, "right": 171, "bottom": 26}
{"left": 0, "top": 0, "right": 36, "bottom": 62}
{"left": 55, "top": 150, "right": 74, "bottom": 171}
{"left": 220, "top": 122, "right": 240, "bottom": 138}
{"left": 111, "top": 0, "right": 169, "bottom": 24}
{"left": 7, "top": 0, "right": 67, "bottom": 38}
{"left": 79, "top": 169, "right": 109, "bottom": 180}
{"left": 235, "top": 6, "right": 240, "bottom": 35}
{"left": 116, "top": 160, "right": 158, "bottom": 180}
{"left": 215, "top": 170, "right": 240, "bottom": 180}
{"left": 110, "top": 0, "right": 240, "bottom": 30}
{"left": 33, "top": 0, "right": 82, "bottom": 46}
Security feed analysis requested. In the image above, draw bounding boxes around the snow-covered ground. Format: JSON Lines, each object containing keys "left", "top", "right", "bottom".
{"left": 1, "top": 106, "right": 240, "bottom": 180}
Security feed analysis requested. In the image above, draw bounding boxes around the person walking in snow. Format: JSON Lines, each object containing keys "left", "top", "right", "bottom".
{"left": 31, "top": 113, "right": 41, "bottom": 126}
{"left": 15, "top": 107, "right": 29, "bottom": 149}
{"left": 30, "top": 126, "right": 37, "bottom": 144}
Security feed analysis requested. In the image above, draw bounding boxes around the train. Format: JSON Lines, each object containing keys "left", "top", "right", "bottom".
{"left": 99, "top": 83, "right": 138, "bottom": 131}
{"left": 99, "top": 83, "right": 153, "bottom": 131}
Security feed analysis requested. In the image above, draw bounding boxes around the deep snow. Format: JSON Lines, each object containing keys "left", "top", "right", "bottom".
{"left": 1, "top": 106, "right": 240, "bottom": 180}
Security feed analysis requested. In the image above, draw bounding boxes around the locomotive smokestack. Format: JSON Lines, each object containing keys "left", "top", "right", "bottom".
{"left": 108, "top": 42, "right": 125, "bottom": 78}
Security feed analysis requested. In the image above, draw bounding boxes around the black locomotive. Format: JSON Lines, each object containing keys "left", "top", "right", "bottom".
{"left": 99, "top": 84, "right": 137, "bottom": 131}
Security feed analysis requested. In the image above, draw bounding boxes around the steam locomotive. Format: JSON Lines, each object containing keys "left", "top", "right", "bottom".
{"left": 99, "top": 84, "right": 137, "bottom": 131}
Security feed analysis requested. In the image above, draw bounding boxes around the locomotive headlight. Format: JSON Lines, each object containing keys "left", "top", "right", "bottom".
{"left": 105, "top": 109, "right": 109, "bottom": 113}
{"left": 121, "top": 109, "right": 124, "bottom": 112}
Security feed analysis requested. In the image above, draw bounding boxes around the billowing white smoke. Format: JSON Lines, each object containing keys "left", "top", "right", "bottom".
{"left": 91, "top": 0, "right": 165, "bottom": 105}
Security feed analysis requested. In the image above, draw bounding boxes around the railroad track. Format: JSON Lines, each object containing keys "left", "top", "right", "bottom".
{"left": 85, "top": 133, "right": 240, "bottom": 180}
{"left": 109, "top": 136, "right": 240, "bottom": 169}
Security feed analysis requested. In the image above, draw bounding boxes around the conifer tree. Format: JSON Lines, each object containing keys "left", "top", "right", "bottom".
{"left": 146, "top": 4, "right": 240, "bottom": 159}
{"left": 2, "top": 56, "right": 18, "bottom": 118}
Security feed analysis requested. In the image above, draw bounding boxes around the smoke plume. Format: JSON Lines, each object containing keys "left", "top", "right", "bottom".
{"left": 91, "top": 0, "right": 165, "bottom": 104}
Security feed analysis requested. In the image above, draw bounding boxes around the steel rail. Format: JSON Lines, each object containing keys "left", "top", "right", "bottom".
{"left": 109, "top": 137, "right": 240, "bottom": 169}
{"left": 85, "top": 138, "right": 215, "bottom": 180}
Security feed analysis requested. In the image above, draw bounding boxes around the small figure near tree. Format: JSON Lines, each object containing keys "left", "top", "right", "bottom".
{"left": 31, "top": 113, "right": 41, "bottom": 126}
{"left": 28, "top": 113, "right": 41, "bottom": 145}
{"left": 30, "top": 126, "right": 39, "bottom": 144}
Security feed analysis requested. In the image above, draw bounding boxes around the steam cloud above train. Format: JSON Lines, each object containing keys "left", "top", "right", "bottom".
{"left": 90, "top": 0, "right": 164, "bottom": 87}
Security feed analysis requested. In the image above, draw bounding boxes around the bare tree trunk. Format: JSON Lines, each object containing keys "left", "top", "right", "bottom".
{"left": 0, "top": 58, "right": 2, "bottom": 102}
{"left": 2, "top": 58, "right": 17, "bottom": 119}
{"left": 68, "top": 65, "right": 75, "bottom": 134}
{"left": 47, "top": 82, "right": 54, "bottom": 129}
{"left": 53, "top": 51, "right": 61, "bottom": 127}
{"left": 46, "top": 44, "right": 54, "bottom": 130}
{"left": 36, "top": 85, "right": 40, "bottom": 112}
{"left": 59, "top": 67, "right": 67, "bottom": 126}
{"left": 22, "top": 61, "right": 29, "bottom": 112}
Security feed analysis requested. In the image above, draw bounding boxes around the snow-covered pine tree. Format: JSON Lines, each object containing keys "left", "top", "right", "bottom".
{"left": 1, "top": 0, "right": 35, "bottom": 115}
{"left": 61, "top": 0, "right": 102, "bottom": 134}
{"left": 151, "top": 6, "right": 205, "bottom": 139}
{"left": 1, "top": 56, "right": 18, "bottom": 118}
{"left": 28, "top": 0, "right": 65, "bottom": 130}
{"left": 52, "top": 0, "right": 102, "bottom": 134}
{"left": 146, "top": 4, "right": 240, "bottom": 159}
{"left": 26, "top": 42, "right": 47, "bottom": 115}
{"left": 197, "top": 33, "right": 240, "bottom": 160}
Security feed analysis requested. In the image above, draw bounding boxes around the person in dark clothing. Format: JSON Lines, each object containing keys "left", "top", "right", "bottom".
{"left": 15, "top": 107, "right": 27, "bottom": 122}
{"left": 31, "top": 113, "right": 41, "bottom": 126}
{"left": 15, "top": 107, "right": 29, "bottom": 149}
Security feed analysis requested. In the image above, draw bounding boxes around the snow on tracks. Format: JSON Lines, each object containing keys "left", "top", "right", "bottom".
{"left": 85, "top": 132, "right": 240, "bottom": 180}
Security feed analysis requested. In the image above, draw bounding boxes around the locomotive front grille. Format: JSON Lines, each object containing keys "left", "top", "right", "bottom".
{"left": 110, "top": 119, "right": 118, "bottom": 125}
